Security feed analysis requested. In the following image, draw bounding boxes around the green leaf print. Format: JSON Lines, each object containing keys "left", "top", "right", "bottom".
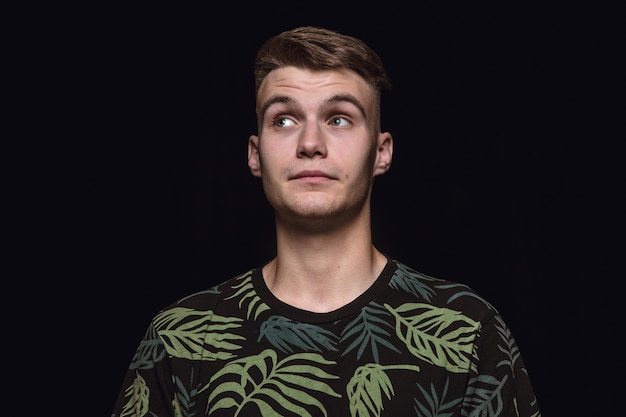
{"left": 493, "top": 315, "right": 521, "bottom": 375}
{"left": 385, "top": 302, "right": 479, "bottom": 373}
{"left": 413, "top": 377, "right": 462, "bottom": 417}
{"left": 347, "top": 363, "right": 421, "bottom": 417}
{"left": 130, "top": 324, "right": 167, "bottom": 370}
{"left": 340, "top": 303, "right": 401, "bottom": 362}
{"left": 119, "top": 371, "right": 150, "bottom": 417}
{"left": 259, "top": 315, "right": 339, "bottom": 353}
{"left": 203, "top": 349, "right": 342, "bottom": 417}
{"left": 461, "top": 374, "right": 508, "bottom": 417}
{"left": 434, "top": 283, "right": 493, "bottom": 308}
{"left": 226, "top": 270, "right": 270, "bottom": 320}
{"left": 172, "top": 370, "right": 198, "bottom": 417}
{"left": 153, "top": 307, "right": 244, "bottom": 361}
{"left": 390, "top": 262, "right": 438, "bottom": 301}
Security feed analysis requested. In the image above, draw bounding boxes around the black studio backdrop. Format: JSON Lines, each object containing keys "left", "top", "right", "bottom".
{"left": 90, "top": 4, "right": 615, "bottom": 415}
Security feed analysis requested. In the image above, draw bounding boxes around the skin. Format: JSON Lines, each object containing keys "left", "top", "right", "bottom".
{"left": 247, "top": 67, "right": 393, "bottom": 312}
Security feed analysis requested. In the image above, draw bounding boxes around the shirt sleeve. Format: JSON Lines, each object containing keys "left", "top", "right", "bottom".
{"left": 111, "top": 321, "right": 179, "bottom": 417}
{"left": 462, "top": 313, "right": 541, "bottom": 416}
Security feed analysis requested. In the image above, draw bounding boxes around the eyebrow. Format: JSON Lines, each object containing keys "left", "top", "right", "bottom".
{"left": 325, "top": 94, "right": 367, "bottom": 118}
{"left": 259, "top": 93, "right": 367, "bottom": 119}
{"left": 259, "top": 95, "right": 296, "bottom": 118}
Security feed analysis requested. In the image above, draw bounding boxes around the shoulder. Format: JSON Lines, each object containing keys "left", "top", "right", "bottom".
{"left": 388, "top": 259, "right": 498, "bottom": 323}
{"left": 157, "top": 269, "right": 257, "bottom": 314}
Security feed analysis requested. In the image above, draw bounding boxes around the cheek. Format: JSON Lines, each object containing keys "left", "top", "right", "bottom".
{"left": 259, "top": 139, "right": 289, "bottom": 161}
{"left": 258, "top": 148, "right": 279, "bottom": 172}
{"left": 258, "top": 150, "right": 287, "bottom": 186}
{"left": 343, "top": 145, "right": 378, "bottom": 175}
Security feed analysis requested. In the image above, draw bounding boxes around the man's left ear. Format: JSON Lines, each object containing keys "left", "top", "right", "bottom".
{"left": 374, "top": 132, "right": 393, "bottom": 176}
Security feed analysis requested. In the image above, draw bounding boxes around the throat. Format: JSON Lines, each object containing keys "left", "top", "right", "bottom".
{"left": 279, "top": 281, "right": 362, "bottom": 313}
{"left": 262, "top": 251, "right": 387, "bottom": 313}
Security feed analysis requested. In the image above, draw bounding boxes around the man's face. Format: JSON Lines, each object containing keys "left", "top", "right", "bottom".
{"left": 247, "top": 66, "right": 392, "bottom": 229}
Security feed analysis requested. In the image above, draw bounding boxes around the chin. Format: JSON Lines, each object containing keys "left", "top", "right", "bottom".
{"left": 294, "top": 199, "right": 345, "bottom": 217}
{"left": 284, "top": 202, "right": 360, "bottom": 229}
{"left": 290, "top": 207, "right": 339, "bottom": 220}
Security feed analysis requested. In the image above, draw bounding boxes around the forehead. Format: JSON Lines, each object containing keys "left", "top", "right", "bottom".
{"left": 257, "top": 67, "right": 375, "bottom": 107}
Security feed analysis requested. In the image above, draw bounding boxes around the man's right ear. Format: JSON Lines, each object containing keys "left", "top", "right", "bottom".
{"left": 247, "top": 134, "right": 262, "bottom": 177}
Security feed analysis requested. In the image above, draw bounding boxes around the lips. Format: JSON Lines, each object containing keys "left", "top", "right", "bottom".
{"left": 291, "top": 170, "right": 334, "bottom": 180}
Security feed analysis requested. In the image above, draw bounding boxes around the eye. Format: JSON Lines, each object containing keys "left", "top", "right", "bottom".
{"left": 330, "top": 116, "right": 350, "bottom": 127}
{"left": 274, "top": 116, "right": 296, "bottom": 128}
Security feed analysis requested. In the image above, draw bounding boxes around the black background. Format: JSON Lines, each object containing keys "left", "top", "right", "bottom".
{"left": 69, "top": 2, "right": 618, "bottom": 415}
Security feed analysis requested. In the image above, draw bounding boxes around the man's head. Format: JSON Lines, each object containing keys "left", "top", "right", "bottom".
{"left": 253, "top": 26, "right": 391, "bottom": 131}
{"left": 248, "top": 27, "right": 393, "bottom": 230}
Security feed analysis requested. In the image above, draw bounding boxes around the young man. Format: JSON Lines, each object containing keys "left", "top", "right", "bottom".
{"left": 112, "top": 26, "right": 541, "bottom": 416}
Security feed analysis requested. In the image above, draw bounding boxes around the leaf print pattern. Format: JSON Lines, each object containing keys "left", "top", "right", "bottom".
{"left": 493, "top": 315, "right": 520, "bottom": 376}
{"left": 119, "top": 371, "right": 150, "bottom": 417}
{"left": 435, "top": 283, "right": 493, "bottom": 308}
{"left": 340, "top": 302, "right": 401, "bottom": 363}
{"left": 225, "top": 270, "right": 270, "bottom": 320}
{"left": 413, "top": 378, "right": 462, "bottom": 417}
{"left": 154, "top": 307, "right": 244, "bottom": 361}
{"left": 112, "top": 260, "right": 541, "bottom": 417}
{"left": 129, "top": 323, "right": 167, "bottom": 370}
{"left": 178, "top": 285, "right": 220, "bottom": 303}
{"left": 172, "top": 369, "right": 198, "bottom": 417}
{"left": 259, "top": 315, "right": 339, "bottom": 353}
{"left": 347, "top": 363, "right": 421, "bottom": 417}
{"left": 390, "top": 262, "right": 437, "bottom": 301}
{"left": 385, "top": 302, "right": 479, "bottom": 373}
{"left": 461, "top": 374, "right": 508, "bottom": 417}
{"left": 204, "top": 349, "right": 341, "bottom": 416}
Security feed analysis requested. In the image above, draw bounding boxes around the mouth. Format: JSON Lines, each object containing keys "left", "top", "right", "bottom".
{"left": 290, "top": 170, "right": 335, "bottom": 183}
{"left": 292, "top": 170, "right": 331, "bottom": 179}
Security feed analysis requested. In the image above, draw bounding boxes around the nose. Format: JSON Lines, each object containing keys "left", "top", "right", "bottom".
{"left": 297, "top": 123, "right": 327, "bottom": 158}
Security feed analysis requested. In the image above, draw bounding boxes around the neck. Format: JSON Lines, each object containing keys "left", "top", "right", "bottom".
{"left": 262, "top": 215, "right": 387, "bottom": 312}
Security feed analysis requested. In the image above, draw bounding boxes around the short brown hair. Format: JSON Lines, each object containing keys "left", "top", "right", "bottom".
{"left": 253, "top": 26, "right": 392, "bottom": 96}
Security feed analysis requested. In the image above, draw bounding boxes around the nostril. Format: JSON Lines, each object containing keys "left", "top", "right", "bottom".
{"left": 297, "top": 135, "right": 327, "bottom": 158}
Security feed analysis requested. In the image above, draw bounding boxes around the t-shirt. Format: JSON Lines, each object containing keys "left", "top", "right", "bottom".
{"left": 112, "top": 259, "right": 541, "bottom": 416}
